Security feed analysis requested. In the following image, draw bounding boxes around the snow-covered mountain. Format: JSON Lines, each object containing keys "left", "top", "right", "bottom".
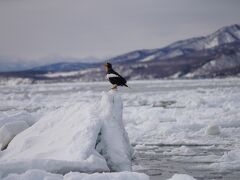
{"left": 108, "top": 24, "right": 240, "bottom": 64}
{"left": 1, "top": 24, "right": 240, "bottom": 83}
{"left": 168, "top": 24, "right": 240, "bottom": 50}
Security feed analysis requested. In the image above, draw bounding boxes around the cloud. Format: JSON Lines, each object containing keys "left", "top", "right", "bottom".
{"left": 0, "top": 0, "right": 239, "bottom": 67}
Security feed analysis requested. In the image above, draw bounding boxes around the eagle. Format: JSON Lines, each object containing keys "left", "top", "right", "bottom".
{"left": 104, "top": 63, "right": 128, "bottom": 89}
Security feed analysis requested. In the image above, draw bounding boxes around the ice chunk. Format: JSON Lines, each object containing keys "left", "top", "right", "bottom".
{"left": 167, "top": 174, "right": 197, "bottom": 180}
{"left": 0, "top": 90, "right": 133, "bottom": 177}
{"left": 0, "top": 102, "right": 108, "bottom": 177}
{"left": 0, "top": 121, "right": 29, "bottom": 150}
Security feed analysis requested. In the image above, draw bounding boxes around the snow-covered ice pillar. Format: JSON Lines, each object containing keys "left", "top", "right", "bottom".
{"left": 97, "top": 90, "right": 133, "bottom": 172}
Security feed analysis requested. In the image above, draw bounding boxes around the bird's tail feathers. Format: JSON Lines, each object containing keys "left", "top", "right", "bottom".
{"left": 124, "top": 84, "right": 131, "bottom": 89}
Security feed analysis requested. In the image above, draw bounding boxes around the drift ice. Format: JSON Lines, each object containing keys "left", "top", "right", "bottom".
{"left": 0, "top": 90, "right": 134, "bottom": 178}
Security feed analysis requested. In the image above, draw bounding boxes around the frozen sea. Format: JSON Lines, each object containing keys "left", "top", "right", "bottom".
{"left": 1, "top": 78, "right": 240, "bottom": 180}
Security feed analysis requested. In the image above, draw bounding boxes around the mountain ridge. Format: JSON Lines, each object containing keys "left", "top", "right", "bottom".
{"left": 1, "top": 24, "right": 240, "bottom": 83}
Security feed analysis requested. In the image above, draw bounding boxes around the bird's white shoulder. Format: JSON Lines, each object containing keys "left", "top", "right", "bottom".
{"left": 106, "top": 73, "right": 119, "bottom": 79}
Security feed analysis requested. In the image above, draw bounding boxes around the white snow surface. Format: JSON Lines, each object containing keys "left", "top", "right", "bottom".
{"left": 2, "top": 169, "right": 149, "bottom": 180}
{"left": 140, "top": 55, "right": 156, "bottom": 62}
{"left": 0, "top": 90, "right": 132, "bottom": 177}
{"left": 167, "top": 174, "right": 197, "bottom": 180}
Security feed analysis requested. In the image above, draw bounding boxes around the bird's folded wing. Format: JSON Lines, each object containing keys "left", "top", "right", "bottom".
{"left": 113, "top": 71, "right": 127, "bottom": 84}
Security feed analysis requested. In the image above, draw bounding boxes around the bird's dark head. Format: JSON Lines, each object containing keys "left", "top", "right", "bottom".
{"left": 104, "top": 63, "right": 112, "bottom": 72}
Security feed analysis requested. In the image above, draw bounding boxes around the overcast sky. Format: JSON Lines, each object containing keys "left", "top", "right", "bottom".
{"left": 0, "top": 0, "right": 240, "bottom": 70}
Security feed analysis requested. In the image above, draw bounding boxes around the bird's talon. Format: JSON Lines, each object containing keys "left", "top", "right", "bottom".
{"left": 111, "top": 84, "right": 118, "bottom": 90}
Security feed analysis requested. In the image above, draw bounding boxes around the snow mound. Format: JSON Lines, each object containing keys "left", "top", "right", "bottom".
{"left": 167, "top": 174, "right": 197, "bottom": 180}
{"left": 0, "top": 121, "right": 29, "bottom": 150}
{"left": 3, "top": 169, "right": 149, "bottom": 180}
{"left": 0, "top": 90, "right": 133, "bottom": 177}
{"left": 205, "top": 124, "right": 221, "bottom": 135}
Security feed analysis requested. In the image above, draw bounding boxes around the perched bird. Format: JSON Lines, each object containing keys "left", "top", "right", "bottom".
{"left": 104, "top": 63, "right": 128, "bottom": 89}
